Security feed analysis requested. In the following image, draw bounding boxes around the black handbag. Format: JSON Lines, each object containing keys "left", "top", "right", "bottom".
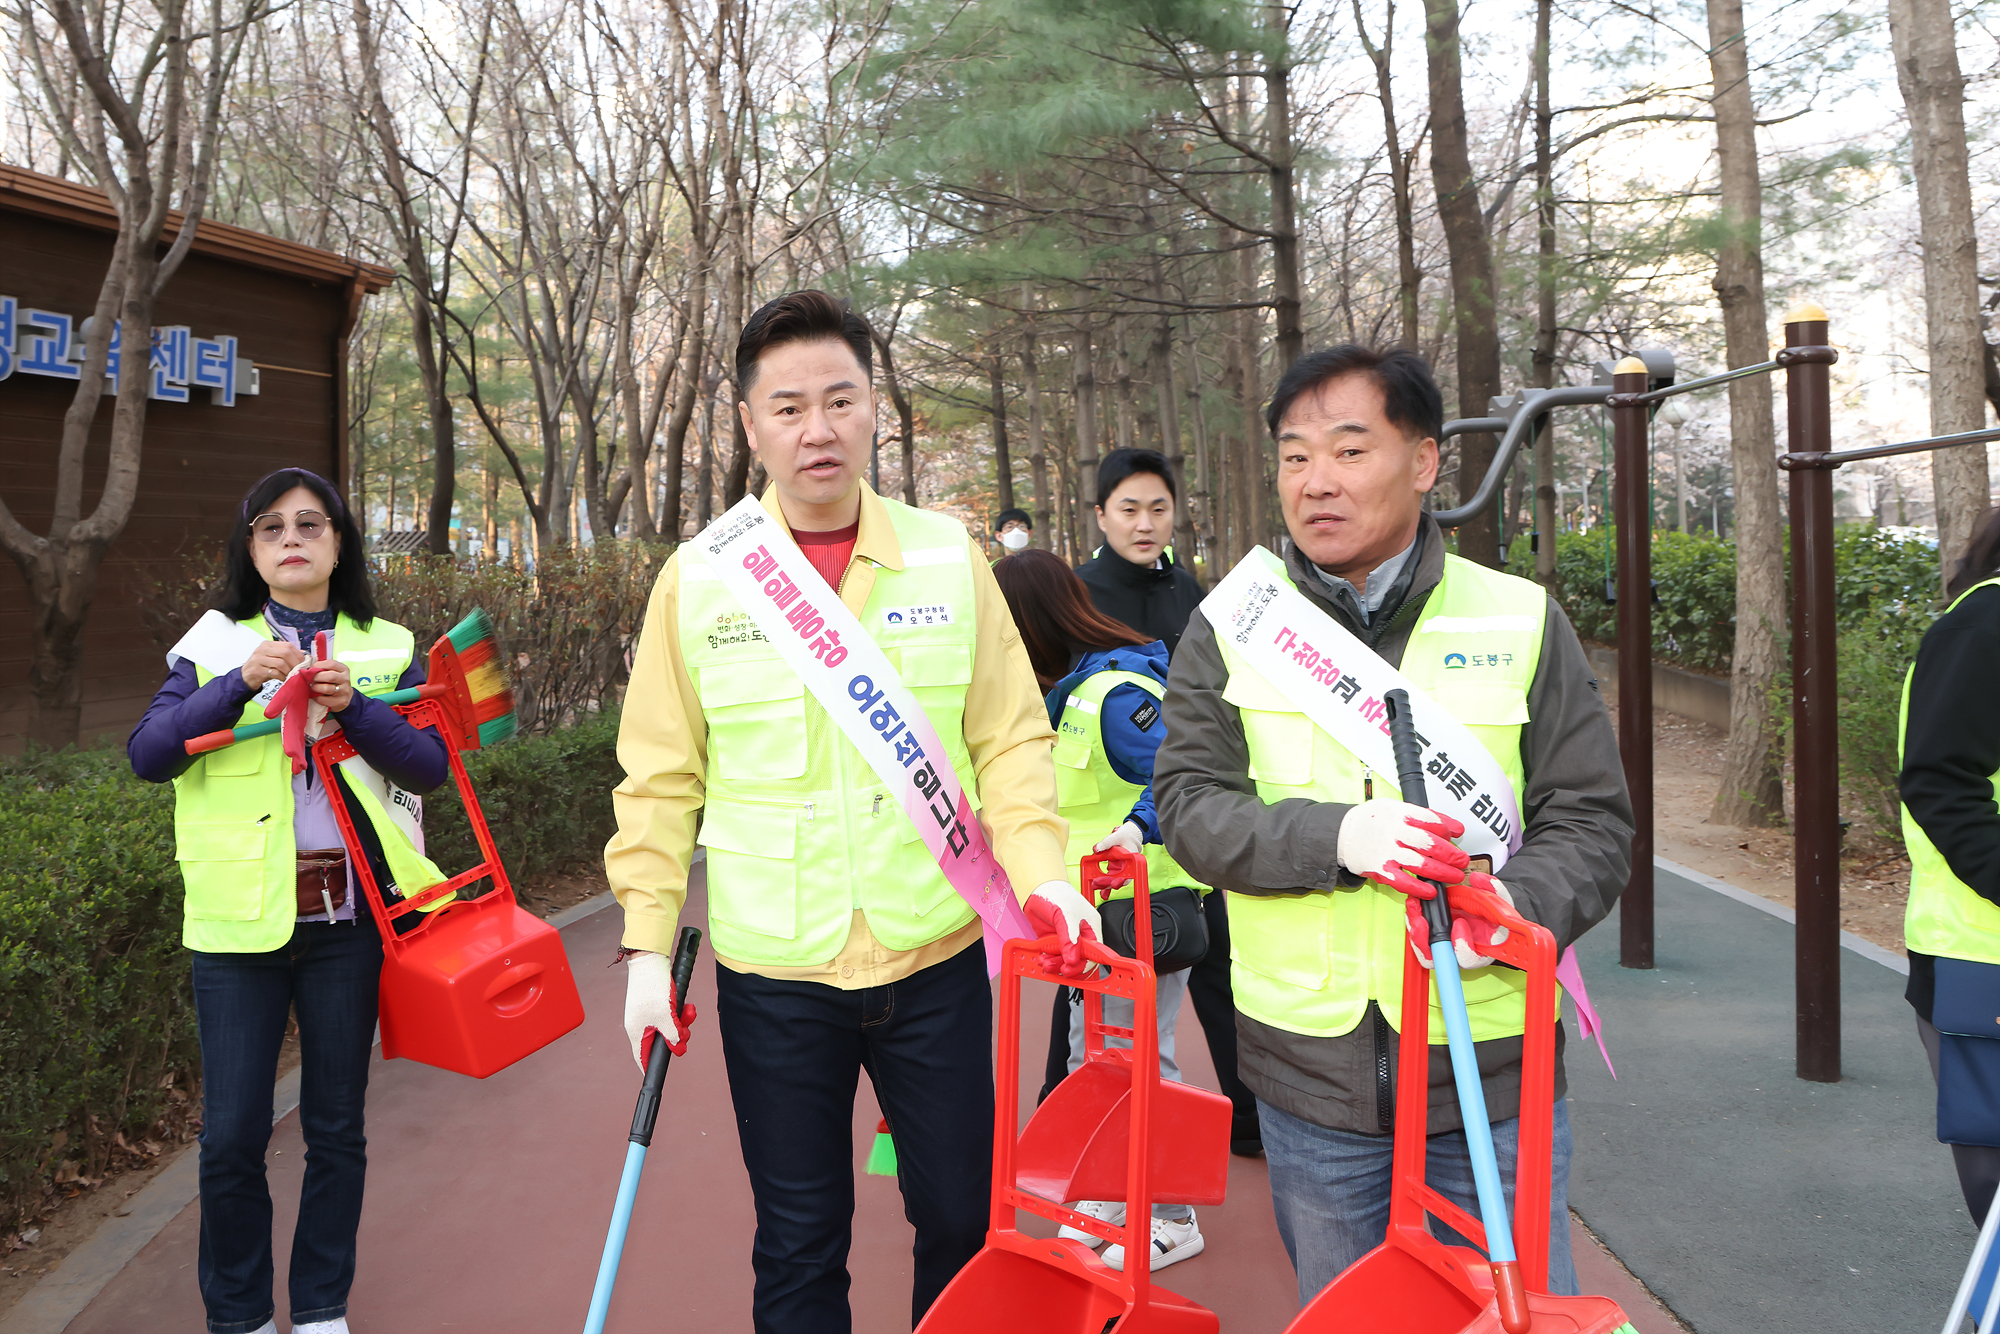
{"left": 1097, "top": 885, "right": 1209, "bottom": 973}
{"left": 1934, "top": 956, "right": 2000, "bottom": 1146}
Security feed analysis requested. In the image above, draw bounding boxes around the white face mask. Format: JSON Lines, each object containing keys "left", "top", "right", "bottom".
{"left": 999, "top": 528, "right": 1031, "bottom": 551}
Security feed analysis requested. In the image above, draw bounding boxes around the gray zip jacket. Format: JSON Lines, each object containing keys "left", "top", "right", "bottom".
{"left": 1154, "top": 515, "right": 1632, "bottom": 1134}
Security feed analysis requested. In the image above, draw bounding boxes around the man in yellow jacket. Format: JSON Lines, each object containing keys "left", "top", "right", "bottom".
{"left": 604, "top": 290, "right": 1092, "bottom": 1333}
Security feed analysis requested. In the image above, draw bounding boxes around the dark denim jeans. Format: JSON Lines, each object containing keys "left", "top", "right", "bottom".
{"left": 1260, "top": 1095, "right": 1578, "bottom": 1307}
{"left": 715, "top": 942, "right": 994, "bottom": 1334}
{"left": 192, "top": 915, "right": 382, "bottom": 1333}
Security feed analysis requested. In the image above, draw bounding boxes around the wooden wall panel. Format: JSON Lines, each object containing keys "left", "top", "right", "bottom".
{"left": 1, "top": 208, "right": 346, "bottom": 749}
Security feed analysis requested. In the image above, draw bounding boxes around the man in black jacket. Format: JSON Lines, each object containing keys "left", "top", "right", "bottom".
{"left": 1048, "top": 447, "right": 1261, "bottom": 1158}
{"left": 1076, "top": 449, "right": 1206, "bottom": 655}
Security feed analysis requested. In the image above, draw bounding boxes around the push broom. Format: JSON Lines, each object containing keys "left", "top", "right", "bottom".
{"left": 582, "top": 925, "right": 703, "bottom": 1334}
{"left": 184, "top": 608, "right": 516, "bottom": 756}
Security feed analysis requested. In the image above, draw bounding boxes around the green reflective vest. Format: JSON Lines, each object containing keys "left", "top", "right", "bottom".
{"left": 677, "top": 501, "right": 985, "bottom": 966}
{"left": 1902, "top": 576, "right": 2000, "bottom": 962}
{"left": 1217, "top": 549, "right": 1548, "bottom": 1042}
{"left": 176, "top": 612, "right": 448, "bottom": 953}
{"left": 1054, "top": 665, "right": 1205, "bottom": 900}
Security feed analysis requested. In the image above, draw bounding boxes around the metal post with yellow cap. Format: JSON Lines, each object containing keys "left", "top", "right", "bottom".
{"left": 1609, "top": 355, "right": 1655, "bottom": 969}
{"left": 1782, "top": 302, "right": 1842, "bottom": 1082}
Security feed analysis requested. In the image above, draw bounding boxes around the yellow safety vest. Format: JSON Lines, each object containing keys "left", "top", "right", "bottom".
{"left": 677, "top": 501, "right": 985, "bottom": 966}
{"left": 1902, "top": 575, "right": 2000, "bottom": 963}
{"left": 1053, "top": 665, "right": 1206, "bottom": 900}
{"left": 1218, "top": 550, "right": 1548, "bottom": 1043}
{"left": 177, "top": 612, "right": 448, "bottom": 952}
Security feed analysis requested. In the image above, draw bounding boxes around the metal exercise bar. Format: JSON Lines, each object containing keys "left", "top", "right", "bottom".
{"left": 1438, "top": 416, "right": 1512, "bottom": 442}
{"left": 1616, "top": 357, "right": 1783, "bottom": 406}
{"left": 1778, "top": 306, "right": 1842, "bottom": 1083}
{"left": 1606, "top": 361, "right": 1655, "bottom": 970}
{"left": 1779, "top": 424, "right": 2000, "bottom": 472}
{"left": 1432, "top": 385, "right": 1613, "bottom": 529}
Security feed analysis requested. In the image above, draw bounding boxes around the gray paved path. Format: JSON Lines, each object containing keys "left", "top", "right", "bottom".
{"left": 1567, "top": 862, "right": 1966, "bottom": 1333}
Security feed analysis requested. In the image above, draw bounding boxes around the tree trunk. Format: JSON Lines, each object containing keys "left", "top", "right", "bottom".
{"left": 696, "top": 376, "right": 718, "bottom": 526}
{"left": 1706, "top": 0, "right": 1787, "bottom": 828}
{"left": 1152, "top": 302, "right": 1197, "bottom": 572}
{"left": 874, "top": 330, "right": 919, "bottom": 505}
{"left": 990, "top": 354, "right": 1015, "bottom": 512}
{"left": 1265, "top": 2, "right": 1304, "bottom": 369}
{"left": 1074, "top": 330, "right": 1104, "bottom": 549}
{"left": 1423, "top": 0, "right": 1503, "bottom": 567}
{"left": 1185, "top": 331, "right": 1216, "bottom": 572}
{"left": 1889, "top": 0, "right": 1989, "bottom": 578}
{"left": 1531, "top": 0, "right": 1559, "bottom": 591}
{"left": 1354, "top": 0, "right": 1420, "bottom": 348}
{"left": 1022, "top": 329, "right": 1053, "bottom": 547}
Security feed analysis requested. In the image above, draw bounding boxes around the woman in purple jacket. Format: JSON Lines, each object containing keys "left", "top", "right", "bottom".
{"left": 130, "top": 468, "right": 447, "bottom": 1334}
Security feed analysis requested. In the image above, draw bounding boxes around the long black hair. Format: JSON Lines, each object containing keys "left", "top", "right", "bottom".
{"left": 1948, "top": 508, "right": 2000, "bottom": 601}
{"left": 215, "top": 468, "right": 378, "bottom": 627}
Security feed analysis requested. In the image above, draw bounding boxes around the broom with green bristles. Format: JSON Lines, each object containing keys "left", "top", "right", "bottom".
{"left": 866, "top": 1118, "right": 898, "bottom": 1177}
{"left": 184, "top": 608, "right": 516, "bottom": 756}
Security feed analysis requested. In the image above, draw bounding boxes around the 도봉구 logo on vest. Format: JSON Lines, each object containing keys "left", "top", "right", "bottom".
{"left": 1445, "top": 652, "right": 1467, "bottom": 669}
{"left": 883, "top": 604, "right": 953, "bottom": 628}
{"left": 706, "top": 610, "right": 768, "bottom": 651}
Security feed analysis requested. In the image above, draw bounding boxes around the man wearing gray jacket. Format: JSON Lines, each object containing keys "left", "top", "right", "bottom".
{"left": 1153, "top": 344, "right": 1631, "bottom": 1305}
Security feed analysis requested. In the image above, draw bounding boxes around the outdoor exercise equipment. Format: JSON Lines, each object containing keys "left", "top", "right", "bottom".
{"left": 314, "top": 698, "right": 584, "bottom": 1077}
{"left": 1280, "top": 695, "right": 1633, "bottom": 1334}
{"left": 915, "top": 847, "right": 1232, "bottom": 1333}
{"left": 581, "top": 926, "right": 702, "bottom": 1334}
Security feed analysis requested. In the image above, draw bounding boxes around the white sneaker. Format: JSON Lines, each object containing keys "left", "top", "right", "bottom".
{"left": 294, "top": 1320, "right": 350, "bottom": 1334}
{"left": 1102, "top": 1211, "right": 1204, "bottom": 1272}
{"left": 1056, "top": 1198, "right": 1126, "bottom": 1249}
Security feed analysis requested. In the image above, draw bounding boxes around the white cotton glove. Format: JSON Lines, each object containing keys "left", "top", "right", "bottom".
{"left": 1415, "top": 874, "right": 1517, "bottom": 971}
{"left": 1025, "top": 880, "right": 1104, "bottom": 979}
{"left": 1336, "top": 799, "right": 1472, "bottom": 897}
{"left": 623, "top": 950, "right": 696, "bottom": 1071}
{"left": 1093, "top": 821, "right": 1145, "bottom": 856}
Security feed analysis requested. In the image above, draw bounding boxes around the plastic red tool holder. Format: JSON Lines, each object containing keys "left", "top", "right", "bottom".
{"left": 312, "top": 699, "right": 584, "bottom": 1079}
{"left": 1281, "top": 882, "right": 1630, "bottom": 1334}
{"left": 916, "top": 848, "right": 1231, "bottom": 1334}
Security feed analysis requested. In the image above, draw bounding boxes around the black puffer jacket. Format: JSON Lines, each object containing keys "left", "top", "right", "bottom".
{"left": 1075, "top": 547, "right": 1206, "bottom": 654}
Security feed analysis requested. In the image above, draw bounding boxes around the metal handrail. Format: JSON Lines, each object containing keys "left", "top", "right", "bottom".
{"left": 1432, "top": 384, "right": 1613, "bottom": 528}
{"left": 1438, "top": 416, "right": 1511, "bottom": 441}
{"left": 1779, "top": 424, "right": 2000, "bottom": 471}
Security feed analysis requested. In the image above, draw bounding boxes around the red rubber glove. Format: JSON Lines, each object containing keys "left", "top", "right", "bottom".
{"left": 1025, "top": 881, "right": 1102, "bottom": 979}
{"left": 1408, "top": 872, "right": 1517, "bottom": 971}
{"left": 1336, "top": 800, "right": 1470, "bottom": 897}
{"left": 625, "top": 951, "right": 697, "bottom": 1071}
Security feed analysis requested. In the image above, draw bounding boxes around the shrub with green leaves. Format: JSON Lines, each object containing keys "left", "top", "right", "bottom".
{"left": 1506, "top": 522, "right": 1940, "bottom": 675}
{"left": 1838, "top": 603, "right": 1936, "bottom": 837}
{"left": 424, "top": 709, "right": 624, "bottom": 883}
{"left": 0, "top": 748, "right": 195, "bottom": 1228}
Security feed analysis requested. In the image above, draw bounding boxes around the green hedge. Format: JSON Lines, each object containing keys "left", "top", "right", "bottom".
{"left": 0, "top": 748, "right": 195, "bottom": 1228}
{"left": 424, "top": 709, "right": 623, "bottom": 884}
{"left": 0, "top": 714, "right": 624, "bottom": 1229}
{"left": 1507, "top": 523, "right": 1940, "bottom": 674}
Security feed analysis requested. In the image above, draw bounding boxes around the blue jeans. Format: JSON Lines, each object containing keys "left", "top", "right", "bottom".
{"left": 1260, "top": 1096, "right": 1578, "bottom": 1306}
{"left": 715, "top": 941, "right": 993, "bottom": 1333}
{"left": 192, "top": 916, "right": 382, "bottom": 1333}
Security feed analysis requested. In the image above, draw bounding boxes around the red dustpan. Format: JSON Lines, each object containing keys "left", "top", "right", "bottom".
{"left": 915, "top": 849, "right": 1232, "bottom": 1333}
{"left": 1281, "top": 877, "right": 1634, "bottom": 1334}
{"left": 315, "top": 698, "right": 584, "bottom": 1078}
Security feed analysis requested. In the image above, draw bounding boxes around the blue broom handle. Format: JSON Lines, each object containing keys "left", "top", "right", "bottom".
{"left": 1385, "top": 689, "right": 1517, "bottom": 1266}
{"left": 583, "top": 1142, "right": 649, "bottom": 1334}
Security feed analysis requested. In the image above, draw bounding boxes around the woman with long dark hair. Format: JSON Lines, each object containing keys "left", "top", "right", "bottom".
{"left": 1903, "top": 507, "right": 2000, "bottom": 1317}
{"left": 129, "top": 468, "right": 450, "bottom": 1334}
{"left": 992, "top": 547, "right": 1211, "bottom": 1273}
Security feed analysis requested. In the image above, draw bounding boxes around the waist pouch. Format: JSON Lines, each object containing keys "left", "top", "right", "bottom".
{"left": 295, "top": 848, "right": 349, "bottom": 918}
{"left": 1098, "top": 886, "right": 1208, "bottom": 973}
{"left": 1934, "top": 956, "right": 2000, "bottom": 1146}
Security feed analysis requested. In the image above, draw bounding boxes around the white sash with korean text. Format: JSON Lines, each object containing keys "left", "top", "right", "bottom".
{"left": 1203, "top": 547, "right": 1522, "bottom": 868}
{"left": 697, "top": 496, "right": 1037, "bottom": 974}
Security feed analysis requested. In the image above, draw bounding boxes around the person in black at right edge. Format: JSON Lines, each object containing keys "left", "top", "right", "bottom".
{"left": 1899, "top": 507, "right": 2000, "bottom": 1315}
{"left": 1044, "top": 447, "right": 1262, "bottom": 1159}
